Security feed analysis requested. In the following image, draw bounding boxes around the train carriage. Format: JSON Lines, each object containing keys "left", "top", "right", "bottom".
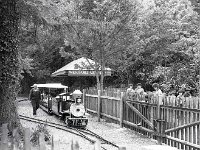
{"left": 34, "top": 83, "right": 88, "bottom": 128}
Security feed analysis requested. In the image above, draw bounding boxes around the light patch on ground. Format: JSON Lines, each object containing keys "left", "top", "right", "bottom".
{"left": 17, "top": 100, "right": 157, "bottom": 150}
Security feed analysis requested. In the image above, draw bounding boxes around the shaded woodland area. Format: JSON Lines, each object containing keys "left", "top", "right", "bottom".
{"left": 17, "top": 0, "right": 200, "bottom": 94}
{"left": 1, "top": 0, "right": 200, "bottom": 127}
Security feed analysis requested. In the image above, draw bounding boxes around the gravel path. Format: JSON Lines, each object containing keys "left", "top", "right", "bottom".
{"left": 17, "top": 100, "right": 157, "bottom": 150}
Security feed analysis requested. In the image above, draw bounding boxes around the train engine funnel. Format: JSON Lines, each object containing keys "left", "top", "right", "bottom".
{"left": 72, "top": 90, "right": 82, "bottom": 102}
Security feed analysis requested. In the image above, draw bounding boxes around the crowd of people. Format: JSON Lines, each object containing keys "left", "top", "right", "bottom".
{"left": 126, "top": 83, "right": 194, "bottom": 106}
{"left": 126, "top": 83, "right": 163, "bottom": 98}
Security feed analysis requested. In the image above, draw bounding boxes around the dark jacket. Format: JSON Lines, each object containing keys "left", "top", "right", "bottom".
{"left": 29, "top": 88, "right": 41, "bottom": 101}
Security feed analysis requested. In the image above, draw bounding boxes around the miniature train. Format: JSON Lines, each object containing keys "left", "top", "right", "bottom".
{"left": 36, "top": 83, "right": 88, "bottom": 128}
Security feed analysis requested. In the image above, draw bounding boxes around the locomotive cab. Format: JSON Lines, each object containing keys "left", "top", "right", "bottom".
{"left": 56, "top": 92, "right": 73, "bottom": 114}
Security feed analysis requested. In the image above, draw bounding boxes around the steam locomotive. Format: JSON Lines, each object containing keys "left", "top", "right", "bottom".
{"left": 37, "top": 83, "right": 88, "bottom": 128}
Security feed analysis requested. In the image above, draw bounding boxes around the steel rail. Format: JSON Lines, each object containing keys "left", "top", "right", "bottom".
{"left": 81, "top": 128, "right": 119, "bottom": 148}
{"left": 19, "top": 115, "right": 96, "bottom": 144}
{"left": 19, "top": 115, "right": 113, "bottom": 150}
{"left": 18, "top": 101, "right": 119, "bottom": 149}
{"left": 39, "top": 104, "right": 119, "bottom": 149}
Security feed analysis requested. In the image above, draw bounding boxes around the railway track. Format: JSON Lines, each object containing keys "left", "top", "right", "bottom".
{"left": 18, "top": 98, "right": 119, "bottom": 149}
{"left": 19, "top": 115, "right": 119, "bottom": 150}
{"left": 39, "top": 105, "right": 119, "bottom": 148}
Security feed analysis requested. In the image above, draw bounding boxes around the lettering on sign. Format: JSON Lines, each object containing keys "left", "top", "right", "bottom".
{"left": 69, "top": 70, "right": 95, "bottom": 75}
{"left": 68, "top": 70, "right": 111, "bottom": 76}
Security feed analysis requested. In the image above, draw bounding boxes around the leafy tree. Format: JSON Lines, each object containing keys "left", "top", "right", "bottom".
{"left": 0, "top": 0, "right": 21, "bottom": 128}
{"left": 25, "top": 0, "right": 142, "bottom": 91}
{"left": 121, "top": 0, "right": 200, "bottom": 91}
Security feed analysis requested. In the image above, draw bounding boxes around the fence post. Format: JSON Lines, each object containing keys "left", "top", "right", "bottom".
{"left": 39, "top": 132, "right": 46, "bottom": 150}
{"left": 51, "top": 135, "right": 54, "bottom": 150}
{"left": 12, "top": 128, "right": 18, "bottom": 150}
{"left": 53, "top": 140, "right": 60, "bottom": 150}
{"left": 24, "top": 128, "right": 31, "bottom": 150}
{"left": 97, "top": 90, "right": 101, "bottom": 122}
{"left": 74, "top": 140, "right": 80, "bottom": 150}
{"left": 120, "top": 92, "right": 124, "bottom": 128}
{"left": 1, "top": 123, "right": 9, "bottom": 150}
{"left": 156, "top": 95, "right": 165, "bottom": 145}
{"left": 95, "top": 140, "right": 101, "bottom": 150}
{"left": 118, "top": 146, "right": 126, "bottom": 150}
{"left": 70, "top": 139, "right": 74, "bottom": 150}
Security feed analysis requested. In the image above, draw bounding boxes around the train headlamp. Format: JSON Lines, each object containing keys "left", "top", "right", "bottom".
{"left": 77, "top": 98, "right": 82, "bottom": 103}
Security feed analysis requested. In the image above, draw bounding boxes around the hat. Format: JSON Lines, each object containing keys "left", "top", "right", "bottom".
{"left": 152, "top": 83, "right": 159, "bottom": 88}
{"left": 178, "top": 89, "right": 185, "bottom": 93}
{"left": 137, "top": 83, "right": 142, "bottom": 86}
{"left": 128, "top": 84, "right": 133, "bottom": 86}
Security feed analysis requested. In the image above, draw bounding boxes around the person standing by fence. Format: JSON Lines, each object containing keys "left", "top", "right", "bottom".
{"left": 177, "top": 89, "right": 185, "bottom": 107}
{"left": 152, "top": 83, "right": 162, "bottom": 96}
{"left": 29, "top": 84, "right": 41, "bottom": 116}
{"left": 126, "top": 84, "right": 134, "bottom": 93}
{"left": 126, "top": 84, "right": 135, "bottom": 99}
{"left": 135, "top": 83, "right": 145, "bottom": 101}
{"left": 135, "top": 83, "right": 144, "bottom": 95}
{"left": 152, "top": 83, "right": 163, "bottom": 104}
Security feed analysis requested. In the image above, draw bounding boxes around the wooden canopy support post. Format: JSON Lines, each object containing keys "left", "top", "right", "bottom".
{"left": 97, "top": 90, "right": 101, "bottom": 122}
{"left": 83, "top": 89, "right": 86, "bottom": 109}
{"left": 120, "top": 92, "right": 124, "bottom": 128}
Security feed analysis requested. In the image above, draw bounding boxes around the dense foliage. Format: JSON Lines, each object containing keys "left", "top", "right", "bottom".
{"left": 17, "top": 0, "right": 200, "bottom": 94}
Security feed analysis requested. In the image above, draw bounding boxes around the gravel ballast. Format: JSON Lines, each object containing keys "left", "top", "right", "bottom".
{"left": 17, "top": 100, "right": 157, "bottom": 150}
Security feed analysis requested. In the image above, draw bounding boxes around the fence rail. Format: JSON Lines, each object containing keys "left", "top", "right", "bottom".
{"left": 84, "top": 88, "right": 200, "bottom": 150}
{"left": 86, "top": 87, "right": 200, "bottom": 109}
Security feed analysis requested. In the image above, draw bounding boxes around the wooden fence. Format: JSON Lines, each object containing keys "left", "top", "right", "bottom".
{"left": 86, "top": 87, "right": 125, "bottom": 98}
{"left": 84, "top": 89, "right": 200, "bottom": 150}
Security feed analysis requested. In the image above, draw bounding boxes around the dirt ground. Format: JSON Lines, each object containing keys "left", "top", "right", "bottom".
{"left": 17, "top": 99, "right": 158, "bottom": 150}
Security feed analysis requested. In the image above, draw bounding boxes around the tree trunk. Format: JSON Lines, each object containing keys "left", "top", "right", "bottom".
{"left": 100, "top": 61, "right": 105, "bottom": 93}
{"left": 0, "top": 0, "right": 20, "bottom": 130}
{"left": 96, "top": 71, "right": 101, "bottom": 91}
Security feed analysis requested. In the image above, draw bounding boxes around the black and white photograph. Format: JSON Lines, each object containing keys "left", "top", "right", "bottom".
{"left": 1, "top": 0, "right": 200, "bottom": 149}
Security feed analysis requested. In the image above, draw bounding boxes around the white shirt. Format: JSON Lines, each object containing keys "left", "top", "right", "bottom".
{"left": 126, "top": 88, "right": 134, "bottom": 93}
{"left": 135, "top": 88, "right": 144, "bottom": 95}
{"left": 154, "top": 89, "right": 163, "bottom": 96}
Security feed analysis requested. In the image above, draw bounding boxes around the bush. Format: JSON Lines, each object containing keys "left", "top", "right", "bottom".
{"left": 30, "top": 124, "right": 51, "bottom": 146}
